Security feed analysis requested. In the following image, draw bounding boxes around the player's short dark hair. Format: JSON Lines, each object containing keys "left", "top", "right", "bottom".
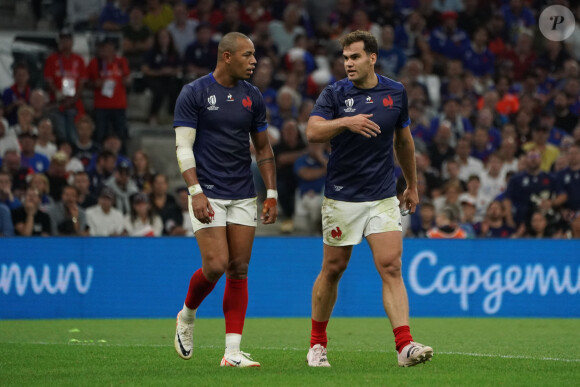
{"left": 339, "top": 30, "right": 378, "bottom": 55}
{"left": 218, "top": 32, "right": 251, "bottom": 57}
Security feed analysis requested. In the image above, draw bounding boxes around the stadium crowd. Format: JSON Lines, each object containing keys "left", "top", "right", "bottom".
{"left": 0, "top": 0, "right": 580, "bottom": 239}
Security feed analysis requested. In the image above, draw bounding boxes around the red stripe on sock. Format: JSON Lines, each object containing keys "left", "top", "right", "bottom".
{"left": 184, "top": 268, "right": 217, "bottom": 310}
{"left": 393, "top": 325, "right": 413, "bottom": 353}
{"left": 223, "top": 278, "right": 248, "bottom": 334}
{"left": 310, "top": 319, "right": 329, "bottom": 348}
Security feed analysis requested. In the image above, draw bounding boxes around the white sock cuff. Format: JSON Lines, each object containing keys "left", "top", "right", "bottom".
{"left": 181, "top": 304, "right": 197, "bottom": 323}
{"left": 225, "top": 333, "right": 242, "bottom": 354}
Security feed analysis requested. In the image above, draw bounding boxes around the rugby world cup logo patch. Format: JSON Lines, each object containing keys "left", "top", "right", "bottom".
{"left": 343, "top": 98, "right": 356, "bottom": 113}
{"left": 207, "top": 95, "right": 219, "bottom": 110}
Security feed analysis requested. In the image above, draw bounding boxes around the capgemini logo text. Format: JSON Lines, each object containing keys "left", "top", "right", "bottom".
{"left": 408, "top": 251, "right": 580, "bottom": 314}
{"left": 0, "top": 263, "right": 93, "bottom": 296}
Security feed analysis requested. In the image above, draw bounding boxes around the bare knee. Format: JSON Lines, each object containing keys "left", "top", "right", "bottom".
{"left": 321, "top": 259, "right": 349, "bottom": 283}
{"left": 377, "top": 255, "right": 403, "bottom": 279}
{"left": 202, "top": 257, "right": 228, "bottom": 282}
{"left": 226, "top": 259, "right": 250, "bottom": 279}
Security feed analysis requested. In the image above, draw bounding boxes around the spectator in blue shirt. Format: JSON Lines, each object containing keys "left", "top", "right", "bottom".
{"left": 552, "top": 143, "right": 580, "bottom": 212}
{"left": 19, "top": 131, "right": 50, "bottom": 173}
{"left": 501, "top": 0, "right": 535, "bottom": 45}
{"left": 377, "top": 25, "right": 407, "bottom": 78}
{"left": 462, "top": 26, "right": 495, "bottom": 79}
{"left": 0, "top": 170, "right": 22, "bottom": 210}
{"left": 99, "top": 0, "right": 130, "bottom": 31}
{"left": 428, "top": 11, "right": 470, "bottom": 61}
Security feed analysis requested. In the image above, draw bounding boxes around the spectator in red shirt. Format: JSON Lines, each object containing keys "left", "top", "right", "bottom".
{"left": 87, "top": 36, "right": 131, "bottom": 148}
{"left": 43, "top": 28, "right": 87, "bottom": 144}
{"left": 2, "top": 62, "right": 32, "bottom": 126}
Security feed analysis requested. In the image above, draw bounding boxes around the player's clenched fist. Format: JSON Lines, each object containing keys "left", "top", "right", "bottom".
{"left": 261, "top": 198, "right": 278, "bottom": 224}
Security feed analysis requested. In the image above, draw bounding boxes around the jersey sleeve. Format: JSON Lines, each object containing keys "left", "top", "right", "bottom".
{"left": 250, "top": 86, "right": 268, "bottom": 133}
{"left": 173, "top": 84, "right": 199, "bottom": 129}
{"left": 310, "top": 85, "right": 336, "bottom": 120}
{"left": 396, "top": 87, "right": 410, "bottom": 129}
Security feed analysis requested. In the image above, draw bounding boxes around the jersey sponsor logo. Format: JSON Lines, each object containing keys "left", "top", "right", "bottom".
{"left": 204, "top": 184, "right": 214, "bottom": 190}
{"left": 366, "top": 96, "right": 374, "bottom": 104}
{"left": 242, "top": 96, "right": 252, "bottom": 111}
{"left": 330, "top": 227, "right": 342, "bottom": 239}
{"left": 207, "top": 95, "right": 219, "bottom": 110}
{"left": 343, "top": 98, "right": 356, "bottom": 112}
{"left": 333, "top": 185, "right": 343, "bottom": 192}
{"left": 383, "top": 95, "right": 393, "bottom": 108}
{"left": 227, "top": 93, "right": 234, "bottom": 102}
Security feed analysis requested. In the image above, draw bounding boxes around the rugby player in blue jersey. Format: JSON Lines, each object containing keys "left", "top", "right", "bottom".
{"left": 305, "top": 31, "right": 433, "bottom": 368}
{"left": 173, "top": 32, "right": 278, "bottom": 367}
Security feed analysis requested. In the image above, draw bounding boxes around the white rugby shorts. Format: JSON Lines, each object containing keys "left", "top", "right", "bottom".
{"left": 188, "top": 197, "right": 257, "bottom": 233}
{"left": 322, "top": 196, "right": 402, "bottom": 246}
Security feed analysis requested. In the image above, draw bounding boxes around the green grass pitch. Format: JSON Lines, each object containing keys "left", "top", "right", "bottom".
{"left": 1, "top": 317, "right": 578, "bottom": 386}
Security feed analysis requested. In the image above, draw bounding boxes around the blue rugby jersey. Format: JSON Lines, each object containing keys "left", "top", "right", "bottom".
{"left": 173, "top": 73, "right": 268, "bottom": 199}
{"left": 310, "top": 75, "right": 410, "bottom": 202}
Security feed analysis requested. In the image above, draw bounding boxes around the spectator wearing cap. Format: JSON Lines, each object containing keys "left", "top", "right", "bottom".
{"left": 19, "top": 130, "right": 50, "bottom": 173}
{"left": 428, "top": 11, "right": 470, "bottom": 63}
{"left": 122, "top": 6, "right": 154, "bottom": 71}
{"left": 167, "top": 1, "right": 198, "bottom": 59}
{"left": 0, "top": 202, "right": 14, "bottom": 236}
{"left": 43, "top": 29, "right": 87, "bottom": 144}
{"left": 73, "top": 171, "right": 98, "bottom": 209}
{"left": 183, "top": 22, "right": 218, "bottom": 81}
{"left": 124, "top": 192, "right": 163, "bottom": 236}
{"left": 35, "top": 117, "right": 58, "bottom": 160}
{"left": 11, "top": 187, "right": 51, "bottom": 236}
{"left": 99, "top": 0, "right": 131, "bottom": 31}
{"left": 87, "top": 36, "right": 131, "bottom": 147}
{"left": 86, "top": 186, "right": 126, "bottom": 236}
{"left": 104, "top": 160, "right": 139, "bottom": 215}
{"left": 67, "top": 0, "right": 103, "bottom": 31}
{"left": 46, "top": 184, "right": 89, "bottom": 236}
{"left": 2, "top": 62, "right": 32, "bottom": 126}
{"left": 149, "top": 173, "right": 185, "bottom": 235}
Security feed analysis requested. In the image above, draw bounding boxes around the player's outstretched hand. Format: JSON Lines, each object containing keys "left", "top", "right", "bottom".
{"left": 347, "top": 114, "right": 381, "bottom": 138}
{"left": 261, "top": 198, "right": 278, "bottom": 224}
{"left": 191, "top": 194, "right": 214, "bottom": 224}
{"left": 402, "top": 187, "right": 419, "bottom": 215}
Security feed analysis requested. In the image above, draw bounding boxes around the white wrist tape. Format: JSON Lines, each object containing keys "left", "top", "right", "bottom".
{"left": 175, "top": 126, "right": 196, "bottom": 173}
{"left": 188, "top": 184, "right": 203, "bottom": 196}
{"left": 266, "top": 189, "right": 278, "bottom": 199}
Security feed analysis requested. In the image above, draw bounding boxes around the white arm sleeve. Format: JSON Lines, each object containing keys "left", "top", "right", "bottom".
{"left": 175, "top": 126, "right": 196, "bottom": 173}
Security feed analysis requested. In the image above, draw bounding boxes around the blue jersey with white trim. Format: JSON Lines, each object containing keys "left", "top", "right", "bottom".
{"left": 311, "top": 75, "right": 410, "bottom": 202}
{"left": 173, "top": 73, "right": 268, "bottom": 199}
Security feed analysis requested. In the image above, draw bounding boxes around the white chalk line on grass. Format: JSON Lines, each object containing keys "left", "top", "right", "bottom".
{"left": 3, "top": 341, "right": 579, "bottom": 363}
